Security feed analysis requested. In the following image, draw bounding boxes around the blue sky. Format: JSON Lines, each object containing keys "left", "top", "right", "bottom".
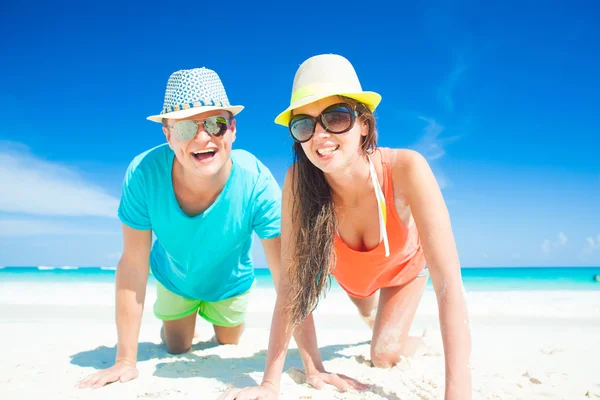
{"left": 1, "top": 0, "right": 598, "bottom": 267}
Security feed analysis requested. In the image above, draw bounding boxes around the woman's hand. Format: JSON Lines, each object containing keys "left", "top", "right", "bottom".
{"left": 217, "top": 369, "right": 369, "bottom": 399}
{"left": 218, "top": 381, "right": 279, "bottom": 400}
{"left": 305, "top": 369, "right": 369, "bottom": 392}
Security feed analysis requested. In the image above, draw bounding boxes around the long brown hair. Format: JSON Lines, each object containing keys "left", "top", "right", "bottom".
{"left": 288, "top": 97, "right": 378, "bottom": 326}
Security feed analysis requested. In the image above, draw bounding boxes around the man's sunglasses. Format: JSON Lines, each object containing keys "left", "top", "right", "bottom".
{"left": 288, "top": 103, "right": 358, "bottom": 143}
{"left": 166, "top": 115, "right": 232, "bottom": 142}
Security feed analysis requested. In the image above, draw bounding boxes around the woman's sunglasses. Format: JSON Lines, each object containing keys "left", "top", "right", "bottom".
{"left": 288, "top": 103, "right": 358, "bottom": 143}
{"left": 166, "top": 115, "right": 231, "bottom": 142}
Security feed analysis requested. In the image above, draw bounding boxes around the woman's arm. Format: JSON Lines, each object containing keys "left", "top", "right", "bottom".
{"left": 395, "top": 149, "right": 472, "bottom": 400}
{"left": 219, "top": 168, "right": 325, "bottom": 400}
{"left": 260, "top": 167, "right": 365, "bottom": 392}
{"left": 259, "top": 167, "right": 318, "bottom": 390}
{"left": 220, "top": 167, "right": 366, "bottom": 400}
{"left": 260, "top": 236, "right": 325, "bottom": 383}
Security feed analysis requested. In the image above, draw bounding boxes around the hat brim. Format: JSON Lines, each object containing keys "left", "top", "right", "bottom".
{"left": 147, "top": 105, "right": 244, "bottom": 123}
{"left": 274, "top": 91, "right": 381, "bottom": 126}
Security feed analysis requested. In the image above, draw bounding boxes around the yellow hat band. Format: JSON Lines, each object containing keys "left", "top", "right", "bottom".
{"left": 290, "top": 83, "right": 342, "bottom": 103}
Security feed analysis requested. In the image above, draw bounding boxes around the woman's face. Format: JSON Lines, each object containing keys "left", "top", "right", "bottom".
{"left": 292, "top": 96, "right": 368, "bottom": 174}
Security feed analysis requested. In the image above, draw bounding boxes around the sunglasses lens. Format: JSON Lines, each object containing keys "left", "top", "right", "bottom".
{"left": 322, "top": 105, "right": 353, "bottom": 133}
{"left": 204, "top": 116, "right": 229, "bottom": 136}
{"left": 290, "top": 117, "right": 315, "bottom": 142}
{"left": 173, "top": 120, "right": 199, "bottom": 142}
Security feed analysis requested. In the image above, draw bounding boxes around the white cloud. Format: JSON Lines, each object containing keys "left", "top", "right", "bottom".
{"left": 414, "top": 116, "right": 460, "bottom": 161}
{"left": 415, "top": 117, "right": 447, "bottom": 161}
{"left": 437, "top": 62, "right": 467, "bottom": 113}
{"left": 582, "top": 234, "right": 600, "bottom": 255}
{"left": 586, "top": 237, "right": 596, "bottom": 248}
{"left": 414, "top": 117, "right": 461, "bottom": 163}
{"left": 541, "top": 232, "right": 569, "bottom": 254}
{"left": 0, "top": 142, "right": 119, "bottom": 217}
{"left": 541, "top": 239, "right": 551, "bottom": 254}
{"left": 0, "top": 219, "right": 119, "bottom": 237}
{"left": 557, "top": 232, "right": 568, "bottom": 246}
{"left": 411, "top": 117, "right": 461, "bottom": 190}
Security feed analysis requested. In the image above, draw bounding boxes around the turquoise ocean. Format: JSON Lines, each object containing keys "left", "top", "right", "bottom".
{"left": 1, "top": 266, "right": 599, "bottom": 291}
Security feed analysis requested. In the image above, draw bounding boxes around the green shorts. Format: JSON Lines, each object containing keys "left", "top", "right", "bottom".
{"left": 153, "top": 282, "right": 253, "bottom": 327}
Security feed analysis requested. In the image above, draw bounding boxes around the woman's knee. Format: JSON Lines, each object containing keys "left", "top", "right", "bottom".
{"left": 370, "top": 329, "right": 404, "bottom": 368}
{"left": 370, "top": 346, "right": 401, "bottom": 368}
{"left": 370, "top": 334, "right": 425, "bottom": 367}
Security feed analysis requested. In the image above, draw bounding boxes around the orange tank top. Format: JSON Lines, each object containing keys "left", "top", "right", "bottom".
{"left": 331, "top": 148, "right": 426, "bottom": 298}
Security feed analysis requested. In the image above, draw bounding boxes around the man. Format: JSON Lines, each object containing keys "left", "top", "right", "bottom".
{"left": 77, "top": 67, "right": 282, "bottom": 388}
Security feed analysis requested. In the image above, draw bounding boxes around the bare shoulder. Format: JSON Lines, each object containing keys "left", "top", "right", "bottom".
{"left": 388, "top": 148, "right": 430, "bottom": 173}
{"left": 385, "top": 148, "right": 446, "bottom": 218}
{"left": 385, "top": 148, "right": 433, "bottom": 189}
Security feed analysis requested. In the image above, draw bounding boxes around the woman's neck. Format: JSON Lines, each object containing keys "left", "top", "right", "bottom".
{"left": 325, "top": 153, "right": 373, "bottom": 207}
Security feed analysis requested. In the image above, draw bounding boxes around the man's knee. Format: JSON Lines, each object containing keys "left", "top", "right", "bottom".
{"left": 165, "top": 341, "right": 191, "bottom": 354}
{"left": 215, "top": 335, "right": 240, "bottom": 345}
{"left": 214, "top": 323, "right": 244, "bottom": 345}
{"left": 161, "top": 326, "right": 193, "bottom": 354}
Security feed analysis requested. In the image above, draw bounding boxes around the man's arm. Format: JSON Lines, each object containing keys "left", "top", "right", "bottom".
{"left": 114, "top": 224, "right": 153, "bottom": 364}
{"left": 77, "top": 224, "right": 152, "bottom": 388}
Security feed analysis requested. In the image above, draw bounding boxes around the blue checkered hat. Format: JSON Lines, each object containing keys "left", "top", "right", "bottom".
{"left": 147, "top": 67, "right": 244, "bottom": 122}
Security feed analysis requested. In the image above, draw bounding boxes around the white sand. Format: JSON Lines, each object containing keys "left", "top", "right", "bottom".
{"left": 1, "top": 281, "right": 599, "bottom": 400}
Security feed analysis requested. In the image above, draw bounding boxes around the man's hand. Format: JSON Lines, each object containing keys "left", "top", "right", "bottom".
{"left": 76, "top": 361, "right": 139, "bottom": 389}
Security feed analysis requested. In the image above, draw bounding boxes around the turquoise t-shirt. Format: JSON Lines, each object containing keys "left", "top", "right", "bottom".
{"left": 117, "top": 144, "right": 281, "bottom": 302}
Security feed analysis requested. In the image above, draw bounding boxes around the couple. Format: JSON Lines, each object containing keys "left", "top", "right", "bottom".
{"left": 78, "top": 54, "right": 472, "bottom": 400}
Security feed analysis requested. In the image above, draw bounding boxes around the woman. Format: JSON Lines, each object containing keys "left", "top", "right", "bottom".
{"left": 222, "top": 54, "right": 472, "bottom": 400}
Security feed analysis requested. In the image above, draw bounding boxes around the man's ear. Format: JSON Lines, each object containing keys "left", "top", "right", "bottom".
{"left": 162, "top": 123, "right": 174, "bottom": 149}
{"left": 230, "top": 117, "right": 237, "bottom": 143}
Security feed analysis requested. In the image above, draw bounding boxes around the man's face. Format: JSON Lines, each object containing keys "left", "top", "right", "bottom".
{"left": 163, "top": 109, "right": 237, "bottom": 178}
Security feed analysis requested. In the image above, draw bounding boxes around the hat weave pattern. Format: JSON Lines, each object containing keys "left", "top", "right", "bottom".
{"left": 161, "top": 68, "right": 231, "bottom": 115}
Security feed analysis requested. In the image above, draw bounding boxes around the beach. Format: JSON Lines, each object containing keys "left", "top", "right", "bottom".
{"left": 1, "top": 269, "right": 599, "bottom": 400}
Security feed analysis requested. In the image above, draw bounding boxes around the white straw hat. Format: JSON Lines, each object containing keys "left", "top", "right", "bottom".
{"left": 147, "top": 67, "right": 243, "bottom": 123}
{"left": 275, "top": 54, "right": 381, "bottom": 126}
